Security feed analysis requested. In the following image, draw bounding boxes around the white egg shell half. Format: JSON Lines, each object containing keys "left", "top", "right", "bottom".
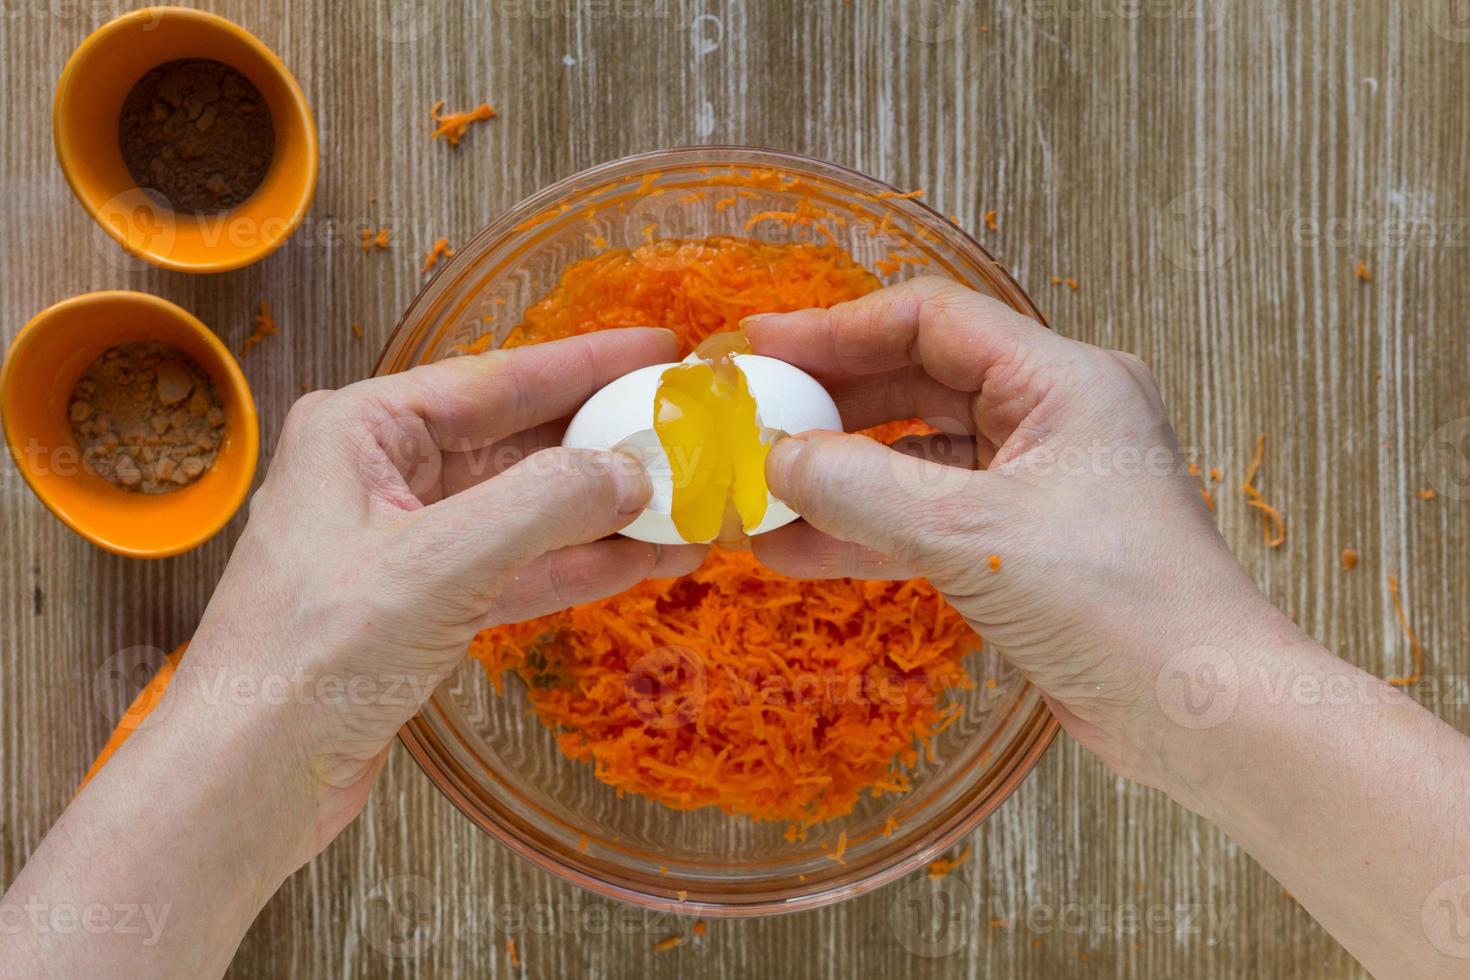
{"left": 561, "top": 354, "right": 842, "bottom": 544}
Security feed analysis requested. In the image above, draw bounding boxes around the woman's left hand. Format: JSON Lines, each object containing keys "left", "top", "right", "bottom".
{"left": 180, "top": 327, "right": 706, "bottom": 862}
{"left": 0, "top": 328, "right": 708, "bottom": 980}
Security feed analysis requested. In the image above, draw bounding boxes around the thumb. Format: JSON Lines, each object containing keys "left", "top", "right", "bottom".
{"left": 765, "top": 431, "right": 1009, "bottom": 576}
{"left": 396, "top": 446, "right": 651, "bottom": 588}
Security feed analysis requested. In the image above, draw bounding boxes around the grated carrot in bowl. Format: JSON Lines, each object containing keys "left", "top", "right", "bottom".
{"left": 466, "top": 234, "right": 978, "bottom": 826}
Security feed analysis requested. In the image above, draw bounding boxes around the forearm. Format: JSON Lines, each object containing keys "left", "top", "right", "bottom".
{"left": 1158, "top": 626, "right": 1470, "bottom": 977}
{"left": 1, "top": 657, "right": 311, "bottom": 979}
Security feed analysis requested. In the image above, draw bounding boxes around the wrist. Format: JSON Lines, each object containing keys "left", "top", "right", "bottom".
{"left": 158, "top": 646, "right": 328, "bottom": 877}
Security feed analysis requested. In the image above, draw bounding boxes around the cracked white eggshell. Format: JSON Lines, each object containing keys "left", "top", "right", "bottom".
{"left": 561, "top": 354, "right": 842, "bottom": 544}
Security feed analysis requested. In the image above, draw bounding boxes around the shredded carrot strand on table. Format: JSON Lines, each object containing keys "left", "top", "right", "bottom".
{"left": 467, "top": 236, "right": 974, "bottom": 825}
{"left": 692, "top": 921, "right": 708, "bottom": 937}
{"left": 422, "top": 238, "right": 455, "bottom": 272}
{"left": 1418, "top": 487, "right": 1439, "bottom": 501}
{"left": 1242, "top": 434, "right": 1287, "bottom": 547}
{"left": 927, "top": 845, "right": 972, "bottom": 879}
{"left": 350, "top": 321, "right": 363, "bottom": 339}
{"left": 430, "top": 99, "right": 497, "bottom": 146}
{"left": 1385, "top": 574, "right": 1425, "bottom": 687}
{"left": 984, "top": 209, "right": 998, "bottom": 231}
{"left": 653, "top": 935, "right": 684, "bottom": 952}
{"left": 506, "top": 937, "right": 520, "bottom": 967}
{"left": 1187, "top": 463, "right": 1215, "bottom": 511}
{"left": 239, "top": 299, "right": 278, "bottom": 356}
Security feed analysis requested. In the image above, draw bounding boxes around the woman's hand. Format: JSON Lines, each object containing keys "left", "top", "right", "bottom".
{"left": 0, "top": 329, "right": 705, "bottom": 979}
{"left": 748, "top": 278, "right": 1470, "bottom": 979}
{"left": 744, "top": 276, "right": 1293, "bottom": 792}
{"left": 183, "top": 327, "right": 706, "bottom": 859}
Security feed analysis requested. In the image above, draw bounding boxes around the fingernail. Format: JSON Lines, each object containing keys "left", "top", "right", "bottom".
{"left": 738, "top": 313, "right": 781, "bottom": 331}
{"left": 765, "top": 436, "right": 807, "bottom": 492}
{"left": 610, "top": 450, "right": 652, "bottom": 514}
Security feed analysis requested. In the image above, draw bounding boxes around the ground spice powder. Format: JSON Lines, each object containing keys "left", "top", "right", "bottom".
{"left": 119, "top": 59, "right": 274, "bottom": 213}
{"left": 68, "top": 342, "right": 226, "bottom": 493}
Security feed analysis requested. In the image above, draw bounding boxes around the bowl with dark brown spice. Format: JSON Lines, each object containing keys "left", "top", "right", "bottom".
{"left": 1, "top": 291, "right": 259, "bottom": 557}
{"left": 53, "top": 7, "right": 317, "bottom": 273}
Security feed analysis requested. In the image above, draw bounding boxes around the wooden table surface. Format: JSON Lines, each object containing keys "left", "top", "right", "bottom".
{"left": 4, "top": 1, "right": 1468, "bottom": 976}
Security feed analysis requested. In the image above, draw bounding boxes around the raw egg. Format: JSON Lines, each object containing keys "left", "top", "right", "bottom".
{"left": 562, "top": 347, "right": 842, "bottom": 544}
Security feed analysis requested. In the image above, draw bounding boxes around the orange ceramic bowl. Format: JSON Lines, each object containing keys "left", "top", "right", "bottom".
{"left": 53, "top": 7, "right": 317, "bottom": 273}
{"left": 1, "top": 292, "right": 259, "bottom": 558}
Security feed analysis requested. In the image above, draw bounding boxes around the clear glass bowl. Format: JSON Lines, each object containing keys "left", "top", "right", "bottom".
{"left": 377, "top": 147, "right": 1058, "bottom": 916}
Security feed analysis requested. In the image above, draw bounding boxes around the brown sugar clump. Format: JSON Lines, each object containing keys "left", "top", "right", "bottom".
{"left": 118, "top": 59, "right": 275, "bottom": 213}
{"left": 68, "top": 342, "right": 227, "bottom": 494}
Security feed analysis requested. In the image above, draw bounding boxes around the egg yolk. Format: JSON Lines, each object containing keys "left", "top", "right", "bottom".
{"left": 653, "top": 356, "right": 770, "bottom": 543}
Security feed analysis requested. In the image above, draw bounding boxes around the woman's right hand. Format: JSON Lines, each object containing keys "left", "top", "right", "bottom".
{"left": 744, "top": 276, "right": 1302, "bottom": 794}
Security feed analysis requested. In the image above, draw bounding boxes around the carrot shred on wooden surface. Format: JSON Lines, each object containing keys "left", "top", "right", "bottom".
{"left": 239, "top": 299, "right": 279, "bottom": 356}
{"left": 1209, "top": 467, "right": 1221, "bottom": 482}
{"left": 983, "top": 209, "right": 998, "bottom": 231}
{"left": 653, "top": 935, "right": 684, "bottom": 952}
{"left": 1065, "top": 276, "right": 1080, "bottom": 290}
{"left": 466, "top": 234, "right": 976, "bottom": 826}
{"left": 926, "top": 845, "right": 972, "bottom": 879}
{"left": 1050, "top": 275, "right": 1062, "bottom": 285}
{"left": 350, "top": 320, "right": 363, "bottom": 339}
{"left": 1385, "top": 574, "right": 1425, "bottom": 687}
{"left": 1355, "top": 260, "right": 1372, "bottom": 282}
{"left": 422, "top": 238, "right": 455, "bottom": 272}
{"left": 1418, "top": 487, "right": 1439, "bottom": 500}
{"left": 692, "top": 921, "right": 708, "bottom": 937}
{"left": 1242, "top": 434, "right": 1287, "bottom": 548}
{"left": 1340, "top": 548, "right": 1359, "bottom": 571}
{"left": 506, "top": 937, "right": 520, "bottom": 967}
{"left": 1187, "top": 463, "right": 1215, "bottom": 511}
{"left": 430, "top": 99, "right": 497, "bottom": 146}
{"left": 360, "top": 227, "right": 391, "bottom": 252}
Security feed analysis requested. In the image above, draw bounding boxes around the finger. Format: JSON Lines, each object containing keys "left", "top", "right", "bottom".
{"left": 400, "top": 446, "right": 654, "bottom": 586}
{"left": 347, "top": 327, "right": 677, "bottom": 451}
{"left": 439, "top": 419, "right": 568, "bottom": 496}
{"left": 752, "top": 521, "right": 917, "bottom": 581}
{"left": 765, "top": 430, "right": 1010, "bottom": 576}
{"left": 888, "top": 432, "right": 981, "bottom": 471}
{"left": 742, "top": 276, "right": 1067, "bottom": 392}
{"left": 484, "top": 539, "right": 708, "bottom": 625}
{"left": 824, "top": 365, "right": 977, "bottom": 432}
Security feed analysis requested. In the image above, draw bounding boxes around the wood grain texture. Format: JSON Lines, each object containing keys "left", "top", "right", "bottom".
{"left": 3, "top": 0, "right": 1468, "bottom": 976}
